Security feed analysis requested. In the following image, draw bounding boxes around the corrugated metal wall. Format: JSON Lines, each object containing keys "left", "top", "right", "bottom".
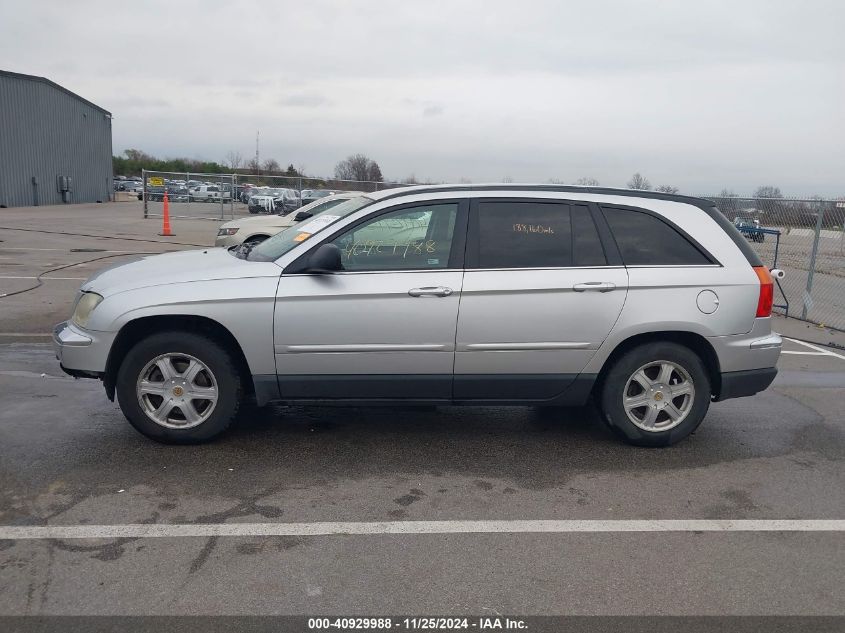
{"left": 0, "top": 73, "right": 112, "bottom": 208}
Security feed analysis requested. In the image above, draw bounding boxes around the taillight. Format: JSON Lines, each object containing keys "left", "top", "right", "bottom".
{"left": 753, "top": 266, "right": 773, "bottom": 317}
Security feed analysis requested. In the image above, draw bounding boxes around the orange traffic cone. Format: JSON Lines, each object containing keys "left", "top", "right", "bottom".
{"left": 159, "top": 190, "right": 173, "bottom": 236}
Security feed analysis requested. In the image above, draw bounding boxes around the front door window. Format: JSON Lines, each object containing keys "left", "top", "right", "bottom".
{"left": 330, "top": 204, "right": 459, "bottom": 271}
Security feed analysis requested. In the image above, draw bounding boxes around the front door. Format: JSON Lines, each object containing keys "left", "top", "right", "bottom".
{"left": 454, "top": 199, "right": 628, "bottom": 400}
{"left": 274, "top": 200, "right": 468, "bottom": 400}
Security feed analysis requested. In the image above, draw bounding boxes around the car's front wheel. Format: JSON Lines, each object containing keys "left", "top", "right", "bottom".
{"left": 116, "top": 332, "right": 242, "bottom": 444}
{"left": 598, "top": 342, "right": 711, "bottom": 447}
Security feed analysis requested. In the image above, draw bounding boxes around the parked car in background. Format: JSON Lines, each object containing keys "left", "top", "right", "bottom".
{"left": 190, "top": 185, "right": 232, "bottom": 203}
{"left": 234, "top": 184, "right": 256, "bottom": 203}
{"left": 734, "top": 216, "right": 766, "bottom": 242}
{"left": 215, "top": 192, "right": 366, "bottom": 248}
{"left": 301, "top": 189, "right": 340, "bottom": 205}
{"left": 247, "top": 188, "right": 300, "bottom": 214}
{"left": 143, "top": 185, "right": 190, "bottom": 202}
{"left": 118, "top": 180, "right": 143, "bottom": 193}
{"left": 55, "top": 184, "right": 781, "bottom": 446}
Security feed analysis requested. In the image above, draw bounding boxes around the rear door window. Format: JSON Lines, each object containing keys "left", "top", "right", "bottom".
{"left": 475, "top": 201, "right": 572, "bottom": 268}
{"left": 469, "top": 200, "right": 608, "bottom": 269}
{"left": 602, "top": 207, "right": 712, "bottom": 265}
{"left": 572, "top": 204, "right": 607, "bottom": 267}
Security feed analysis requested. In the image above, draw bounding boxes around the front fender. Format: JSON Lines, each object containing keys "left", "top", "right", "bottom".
{"left": 88, "top": 277, "right": 281, "bottom": 376}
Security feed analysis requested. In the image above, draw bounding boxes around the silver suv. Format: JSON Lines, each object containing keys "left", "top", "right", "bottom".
{"left": 54, "top": 185, "right": 781, "bottom": 446}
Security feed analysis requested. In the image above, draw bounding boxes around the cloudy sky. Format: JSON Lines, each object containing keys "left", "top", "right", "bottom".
{"left": 1, "top": 0, "right": 843, "bottom": 195}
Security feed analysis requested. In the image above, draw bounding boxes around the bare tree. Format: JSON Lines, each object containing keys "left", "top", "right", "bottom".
{"left": 655, "top": 184, "right": 679, "bottom": 194}
{"left": 245, "top": 158, "right": 260, "bottom": 173}
{"left": 627, "top": 173, "right": 651, "bottom": 190}
{"left": 754, "top": 185, "right": 783, "bottom": 199}
{"left": 334, "top": 154, "right": 384, "bottom": 182}
{"left": 753, "top": 186, "right": 787, "bottom": 226}
{"left": 575, "top": 176, "right": 600, "bottom": 186}
{"left": 715, "top": 188, "right": 740, "bottom": 218}
{"left": 403, "top": 174, "right": 420, "bottom": 184}
{"left": 262, "top": 158, "right": 281, "bottom": 173}
{"left": 224, "top": 150, "right": 242, "bottom": 170}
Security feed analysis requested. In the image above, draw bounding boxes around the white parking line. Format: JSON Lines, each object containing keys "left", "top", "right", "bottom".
{"left": 783, "top": 337, "right": 845, "bottom": 361}
{"left": 781, "top": 351, "right": 827, "bottom": 356}
{"left": 0, "top": 520, "right": 842, "bottom": 540}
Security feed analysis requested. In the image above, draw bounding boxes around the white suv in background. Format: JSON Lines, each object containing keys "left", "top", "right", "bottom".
{"left": 190, "top": 185, "right": 232, "bottom": 203}
{"left": 216, "top": 192, "right": 365, "bottom": 248}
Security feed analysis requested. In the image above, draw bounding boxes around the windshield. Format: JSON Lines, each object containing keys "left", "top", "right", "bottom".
{"left": 248, "top": 196, "right": 372, "bottom": 261}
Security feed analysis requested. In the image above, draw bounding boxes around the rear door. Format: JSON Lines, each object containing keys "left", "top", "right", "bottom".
{"left": 454, "top": 198, "right": 628, "bottom": 400}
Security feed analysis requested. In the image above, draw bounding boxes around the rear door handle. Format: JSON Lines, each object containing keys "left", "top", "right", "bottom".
{"left": 408, "top": 286, "right": 453, "bottom": 297}
{"left": 573, "top": 282, "right": 616, "bottom": 292}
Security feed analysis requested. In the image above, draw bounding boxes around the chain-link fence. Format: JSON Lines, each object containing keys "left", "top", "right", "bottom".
{"left": 141, "top": 170, "right": 236, "bottom": 220}
{"left": 140, "top": 170, "right": 409, "bottom": 220}
{"left": 704, "top": 196, "right": 845, "bottom": 331}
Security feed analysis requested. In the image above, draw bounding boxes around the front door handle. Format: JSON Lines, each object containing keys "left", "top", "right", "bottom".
{"left": 408, "top": 286, "right": 453, "bottom": 297}
{"left": 573, "top": 281, "right": 616, "bottom": 292}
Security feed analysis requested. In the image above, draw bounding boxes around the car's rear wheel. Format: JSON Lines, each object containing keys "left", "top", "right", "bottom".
{"left": 598, "top": 342, "right": 711, "bottom": 447}
{"left": 116, "top": 332, "right": 242, "bottom": 444}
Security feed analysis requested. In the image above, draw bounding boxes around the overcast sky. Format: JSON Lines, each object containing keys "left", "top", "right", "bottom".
{"left": 1, "top": 0, "right": 843, "bottom": 195}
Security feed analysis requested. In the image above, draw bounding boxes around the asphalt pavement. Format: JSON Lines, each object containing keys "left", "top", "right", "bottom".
{"left": 0, "top": 202, "right": 843, "bottom": 618}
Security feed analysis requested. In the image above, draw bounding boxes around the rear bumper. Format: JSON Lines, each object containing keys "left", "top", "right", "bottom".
{"left": 707, "top": 319, "right": 782, "bottom": 372}
{"left": 716, "top": 367, "right": 778, "bottom": 401}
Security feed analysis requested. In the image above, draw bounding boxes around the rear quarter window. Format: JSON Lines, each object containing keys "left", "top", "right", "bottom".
{"left": 602, "top": 206, "right": 713, "bottom": 266}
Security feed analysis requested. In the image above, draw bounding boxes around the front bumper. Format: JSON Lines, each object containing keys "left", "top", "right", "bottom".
{"left": 53, "top": 321, "right": 114, "bottom": 377}
{"left": 215, "top": 234, "right": 243, "bottom": 248}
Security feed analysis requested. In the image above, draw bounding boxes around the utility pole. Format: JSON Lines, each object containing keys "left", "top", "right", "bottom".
{"left": 255, "top": 130, "right": 260, "bottom": 178}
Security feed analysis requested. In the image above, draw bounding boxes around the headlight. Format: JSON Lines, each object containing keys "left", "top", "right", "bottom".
{"left": 217, "top": 227, "right": 239, "bottom": 236}
{"left": 72, "top": 292, "right": 104, "bottom": 328}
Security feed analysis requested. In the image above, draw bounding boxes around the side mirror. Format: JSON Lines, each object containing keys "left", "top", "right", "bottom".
{"left": 294, "top": 211, "right": 313, "bottom": 222}
{"left": 306, "top": 243, "right": 342, "bottom": 273}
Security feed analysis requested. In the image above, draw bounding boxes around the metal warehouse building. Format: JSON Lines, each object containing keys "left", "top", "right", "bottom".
{"left": 0, "top": 70, "right": 112, "bottom": 208}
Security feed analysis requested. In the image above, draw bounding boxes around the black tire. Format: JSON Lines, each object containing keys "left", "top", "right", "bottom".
{"left": 598, "top": 342, "right": 711, "bottom": 447}
{"left": 116, "top": 331, "right": 242, "bottom": 444}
